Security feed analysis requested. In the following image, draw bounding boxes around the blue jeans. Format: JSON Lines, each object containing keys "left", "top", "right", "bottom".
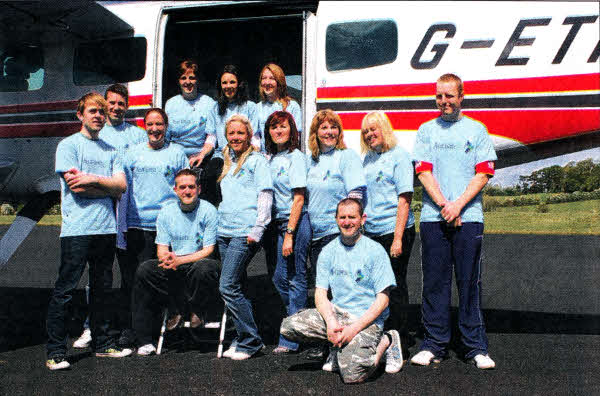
{"left": 218, "top": 236, "right": 263, "bottom": 355}
{"left": 419, "top": 222, "right": 489, "bottom": 359}
{"left": 272, "top": 213, "right": 311, "bottom": 350}
{"left": 47, "top": 235, "right": 116, "bottom": 358}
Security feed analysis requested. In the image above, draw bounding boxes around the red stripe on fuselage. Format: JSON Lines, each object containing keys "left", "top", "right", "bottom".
{"left": 317, "top": 73, "right": 600, "bottom": 99}
{"left": 0, "top": 95, "right": 153, "bottom": 115}
{"left": 338, "top": 109, "right": 600, "bottom": 145}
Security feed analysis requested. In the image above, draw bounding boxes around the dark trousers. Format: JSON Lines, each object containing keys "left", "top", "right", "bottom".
{"left": 122, "top": 229, "right": 157, "bottom": 329}
{"left": 419, "top": 222, "right": 489, "bottom": 359}
{"left": 369, "top": 226, "right": 416, "bottom": 336}
{"left": 46, "top": 234, "right": 116, "bottom": 358}
{"left": 132, "top": 258, "right": 221, "bottom": 346}
{"left": 199, "top": 155, "right": 224, "bottom": 208}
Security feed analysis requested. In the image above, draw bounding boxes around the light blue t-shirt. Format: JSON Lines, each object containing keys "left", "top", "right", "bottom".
{"left": 99, "top": 122, "right": 146, "bottom": 155}
{"left": 155, "top": 199, "right": 218, "bottom": 256}
{"left": 218, "top": 151, "right": 273, "bottom": 237}
{"left": 270, "top": 149, "right": 307, "bottom": 221}
{"left": 255, "top": 100, "right": 302, "bottom": 152}
{"left": 211, "top": 101, "right": 258, "bottom": 158}
{"left": 306, "top": 149, "right": 366, "bottom": 240}
{"left": 164, "top": 94, "right": 216, "bottom": 157}
{"left": 55, "top": 133, "right": 123, "bottom": 237}
{"left": 413, "top": 116, "right": 497, "bottom": 223}
{"left": 99, "top": 121, "right": 147, "bottom": 248}
{"left": 123, "top": 142, "right": 188, "bottom": 229}
{"left": 316, "top": 235, "right": 396, "bottom": 328}
{"left": 363, "top": 145, "right": 415, "bottom": 235}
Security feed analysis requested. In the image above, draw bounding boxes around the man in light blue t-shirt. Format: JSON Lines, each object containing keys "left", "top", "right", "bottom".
{"left": 131, "top": 169, "right": 220, "bottom": 356}
{"left": 46, "top": 93, "right": 133, "bottom": 371}
{"left": 281, "top": 198, "right": 404, "bottom": 383}
{"left": 411, "top": 73, "right": 496, "bottom": 370}
{"left": 74, "top": 84, "right": 147, "bottom": 350}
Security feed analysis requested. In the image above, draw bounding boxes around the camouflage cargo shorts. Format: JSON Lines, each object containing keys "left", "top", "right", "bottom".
{"left": 280, "top": 306, "right": 383, "bottom": 383}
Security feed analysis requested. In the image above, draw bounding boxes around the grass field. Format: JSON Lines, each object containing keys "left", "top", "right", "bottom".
{"left": 1, "top": 200, "right": 599, "bottom": 234}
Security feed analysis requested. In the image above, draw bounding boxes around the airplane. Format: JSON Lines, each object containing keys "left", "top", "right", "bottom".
{"left": 0, "top": 0, "right": 598, "bottom": 266}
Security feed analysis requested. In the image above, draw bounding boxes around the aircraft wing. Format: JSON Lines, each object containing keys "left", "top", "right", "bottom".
{"left": 0, "top": 0, "right": 133, "bottom": 44}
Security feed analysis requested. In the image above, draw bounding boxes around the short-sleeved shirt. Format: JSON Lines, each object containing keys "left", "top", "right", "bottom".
{"left": 123, "top": 142, "right": 188, "bottom": 229}
{"left": 99, "top": 122, "right": 146, "bottom": 156}
{"left": 218, "top": 151, "right": 273, "bottom": 237}
{"left": 164, "top": 94, "right": 216, "bottom": 157}
{"left": 306, "top": 149, "right": 366, "bottom": 240}
{"left": 270, "top": 149, "right": 307, "bottom": 221}
{"left": 211, "top": 101, "right": 258, "bottom": 158}
{"left": 316, "top": 235, "right": 396, "bottom": 328}
{"left": 413, "top": 116, "right": 497, "bottom": 223}
{"left": 55, "top": 133, "right": 123, "bottom": 237}
{"left": 255, "top": 100, "right": 302, "bottom": 152}
{"left": 363, "top": 145, "right": 415, "bottom": 235}
{"left": 99, "top": 121, "right": 147, "bottom": 248}
{"left": 155, "top": 199, "right": 218, "bottom": 256}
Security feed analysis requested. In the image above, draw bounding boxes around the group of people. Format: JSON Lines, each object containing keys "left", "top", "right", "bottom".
{"left": 46, "top": 64, "right": 497, "bottom": 384}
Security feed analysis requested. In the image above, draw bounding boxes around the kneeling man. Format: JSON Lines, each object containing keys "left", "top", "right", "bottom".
{"left": 132, "top": 169, "right": 220, "bottom": 355}
{"left": 281, "top": 198, "right": 402, "bottom": 384}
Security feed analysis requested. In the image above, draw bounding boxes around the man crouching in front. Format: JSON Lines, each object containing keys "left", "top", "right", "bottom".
{"left": 280, "top": 198, "right": 403, "bottom": 384}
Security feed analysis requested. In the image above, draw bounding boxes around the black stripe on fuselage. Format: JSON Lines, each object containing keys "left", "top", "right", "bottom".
{"left": 0, "top": 108, "right": 148, "bottom": 125}
{"left": 316, "top": 94, "right": 600, "bottom": 112}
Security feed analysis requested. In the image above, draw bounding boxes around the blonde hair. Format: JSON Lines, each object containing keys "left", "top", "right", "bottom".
{"left": 218, "top": 114, "right": 257, "bottom": 182}
{"left": 359, "top": 111, "right": 397, "bottom": 154}
{"left": 258, "top": 63, "right": 292, "bottom": 111}
{"left": 308, "top": 109, "right": 346, "bottom": 160}
{"left": 77, "top": 92, "right": 107, "bottom": 115}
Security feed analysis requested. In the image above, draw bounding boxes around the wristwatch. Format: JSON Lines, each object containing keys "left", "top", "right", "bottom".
{"left": 286, "top": 227, "right": 295, "bottom": 235}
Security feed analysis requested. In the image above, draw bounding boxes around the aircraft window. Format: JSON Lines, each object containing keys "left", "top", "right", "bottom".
{"left": 73, "top": 37, "right": 146, "bottom": 85}
{"left": 0, "top": 46, "right": 44, "bottom": 92}
{"left": 325, "top": 20, "right": 397, "bottom": 71}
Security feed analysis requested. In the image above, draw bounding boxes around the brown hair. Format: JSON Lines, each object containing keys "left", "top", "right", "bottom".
{"left": 264, "top": 111, "right": 300, "bottom": 155}
{"left": 77, "top": 92, "right": 107, "bottom": 115}
{"left": 144, "top": 108, "right": 169, "bottom": 128}
{"left": 438, "top": 73, "right": 464, "bottom": 96}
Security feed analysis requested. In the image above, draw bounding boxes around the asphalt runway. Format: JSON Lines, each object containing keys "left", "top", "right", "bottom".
{"left": 0, "top": 225, "right": 599, "bottom": 395}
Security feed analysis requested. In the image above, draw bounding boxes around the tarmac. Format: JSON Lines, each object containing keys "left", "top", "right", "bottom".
{"left": 0, "top": 225, "right": 599, "bottom": 395}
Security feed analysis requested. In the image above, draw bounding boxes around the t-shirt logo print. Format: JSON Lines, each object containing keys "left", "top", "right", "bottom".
{"left": 199, "top": 116, "right": 206, "bottom": 127}
{"left": 195, "top": 232, "right": 203, "bottom": 246}
{"left": 277, "top": 166, "right": 286, "bottom": 178}
{"left": 322, "top": 170, "right": 331, "bottom": 181}
{"left": 465, "top": 140, "right": 474, "bottom": 153}
{"left": 164, "top": 165, "right": 175, "bottom": 179}
{"left": 355, "top": 269, "right": 365, "bottom": 283}
{"left": 376, "top": 170, "right": 384, "bottom": 182}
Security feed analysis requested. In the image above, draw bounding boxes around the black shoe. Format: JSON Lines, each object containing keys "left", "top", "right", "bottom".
{"left": 118, "top": 329, "right": 136, "bottom": 347}
{"left": 306, "top": 345, "right": 327, "bottom": 360}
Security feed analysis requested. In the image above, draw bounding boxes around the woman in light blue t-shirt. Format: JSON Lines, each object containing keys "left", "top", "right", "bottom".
{"left": 360, "top": 111, "right": 416, "bottom": 346}
{"left": 254, "top": 63, "right": 302, "bottom": 152}
{"left": 217, "top": 114, "right": 273, "bottom": 360}
{"left": 204, "top": 65, "right": 258, "bottom": 206}
{"left": 264, "top": 111, "right": 311, "bottom": 354}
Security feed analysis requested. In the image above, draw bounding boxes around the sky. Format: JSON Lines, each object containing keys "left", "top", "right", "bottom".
{"left": 492, "top": 147, "right": 600, "bottom": 187}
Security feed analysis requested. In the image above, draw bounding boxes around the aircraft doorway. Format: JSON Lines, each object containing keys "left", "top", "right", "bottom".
{"left": 160, "top": 3, "right": 317, "bottom": 127}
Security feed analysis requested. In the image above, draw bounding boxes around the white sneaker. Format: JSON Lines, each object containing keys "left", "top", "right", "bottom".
{"left": 95, "top": 347, "right": 133, "bottom": 358}
{"left": 473, "top": 354, "right": 496, "bottom": 369}
{"left": 73, "top": 329, "right": 91, "bottom": 349}
{"left": 410, "top": 350, "right": 436, "bottom": 366}
{"left": 222, "top": 345, "right": 236, "bottom": 359}
{"left": 137, "top": 344, "right": 156, "bottom": 356}
{"left": 46, "top": 357, "right": 70, "bottom": 371}
{"left": 384, "top": 330, "right": 403, "bottom": 373}
{"left": 231, "top": 351, "right": 252, "bottom": 361}
{"left": 321, "top": 350, "right": 339, "bottom": 372}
